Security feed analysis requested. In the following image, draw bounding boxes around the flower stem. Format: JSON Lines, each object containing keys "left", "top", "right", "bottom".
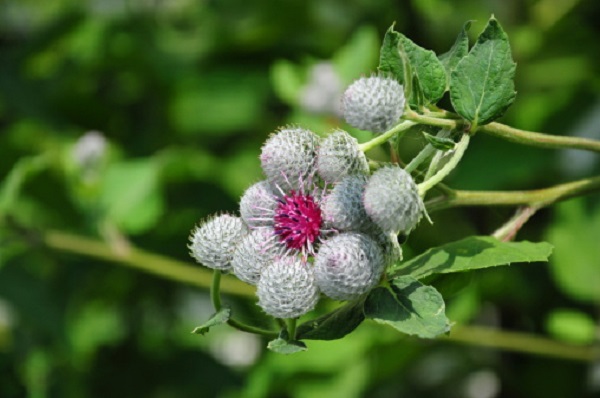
{"left": 418, "top": 133, "right": 470, "bottom": 196}
{"left": 358, "top": 120, "right": 417, "bottom": 153}
{"left": 405, "top": 144, "right": 435, "bottom": 174}
{"left": 211, "top": 270, "right": 278, "bottom": 338}
{"left": 286, "top": 318, "right": 297, "bottom": 341}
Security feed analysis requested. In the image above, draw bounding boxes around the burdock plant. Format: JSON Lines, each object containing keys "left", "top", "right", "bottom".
{"left": 188, "top": 16, "right": 599, "bottom": 354}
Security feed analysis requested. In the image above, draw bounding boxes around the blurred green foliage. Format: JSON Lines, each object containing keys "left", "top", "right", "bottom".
{"left": 1, "top": 0, "right": 599, "bottom": 397}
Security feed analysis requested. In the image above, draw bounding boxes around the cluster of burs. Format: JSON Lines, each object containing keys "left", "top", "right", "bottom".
{"left": 189, "top": 75, "right": 424, "bottom": 319}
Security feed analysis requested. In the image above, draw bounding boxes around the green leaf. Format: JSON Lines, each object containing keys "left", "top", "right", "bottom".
{"left": 422, "top": 132, "right": 456, "bottom": 151}
{"left": 267, "top": 338, "right": 307, "bottom": 354}
{"left": 388, "top": 236, "right": 553, "bottom": 280}
{"left": 546, "top": 199, "right": 600, "bottom": 302}
{"left": 364, "top": 276, "right": 450, "bottom": 338}
{"left": 439, "top": 21, "right": 472, "bottom": 89}
{"left": 378, "top": 23, "right": 404, "bottom": 83}
{"left": 191, "top": 307, "right": 231, "bottom": 335}
{"left": 333, "top": 26, "right": 380, "bottom": 83}
{"left": 100, "top": 159, "right": 163, "bottom": 234}
{"left": 296, "top": 299, "right": 365, "bottom": 341}
{"left": 546, "top": 309, "right": 596, "bottom": 345}
{"left": 399, "top": 34, "right": 447, "bottom": 104}
{"left": 450, "top": 17, "right": 516, "bottom": 128}
{"left": 0, "top": 155, "right": 48, "bottom": 217}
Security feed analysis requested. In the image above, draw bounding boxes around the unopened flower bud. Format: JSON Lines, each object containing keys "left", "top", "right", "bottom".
{"left": 260, "top": 127, "right": 320, "bottom": 191}
{"left": 322, "top": 174, "right": 372, "bottom": 232}
{"left": 188, "top": 214, "right": 246, "bottom": 271}
{"left": 257, "top": 257, "right": 320, "bottom": 319}
{"left": 342, "top": 76, "right": 405, "bottom": 133}
{"left": 363, "top": 165, "right": 423, "bottom": 234}
{"left": 316, "top": 130, "right": 369, "bottom": 183}
{"left": 239, "top": 180, "right": 277, "bottom": 227}
{"left": 314, "top": 232, "right": 384, "bottom": 301}
{"left": 231, "top": 227, "right": 285, "bottom": 285}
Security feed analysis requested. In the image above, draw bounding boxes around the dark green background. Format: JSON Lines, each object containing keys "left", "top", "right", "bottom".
{"left": 1, "top": 0, "right": 599, "bottom": 397}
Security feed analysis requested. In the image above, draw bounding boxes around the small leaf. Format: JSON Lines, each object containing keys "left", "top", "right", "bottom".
{"left": 364, "top": 276, "right": 450, "bottom": 338}
{"left": 399, "top": 35, "right": 447, "bottom": 104}
{"left": 450, "top": 16, "right": 516, "bottom": 129}
{"left": 388, "top": 236, "right": 553, "bottom": 280}
{"left": 409, "top": 73, "right": 426, "bottom": 109}
{"left": 297, "top": 299, "right": 365, "bottom": 341}
{"left": 100, "top": 159, "right": 163, "bottom": 233}
{"left": 191, "top": 307, "right": 231, "bottom": 335}
{"left": 378, "top": 23, "right": 404, "bottom": 83}
{"left": 267, "top": 338, "right": 307, "bottom": 354}
{"left": 439, "top": 21, "right": 472, "bottom": 89}
{"left": 546, "top": 309, "right": 596, "bottom": 345}
{"left": 422, "top": 132, "right": 456, "bottom": 151}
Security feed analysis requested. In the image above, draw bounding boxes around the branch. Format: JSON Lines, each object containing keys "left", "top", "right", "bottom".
{"left": 480, "top": 122, "right": 600, "bottom": 153}
{"left": 445, "top": 325, "right": 599, "bottom": 362}
{"left": 426, "top": 175, "right": 600, "bottom": 212}
{"left": 42, "top": 229, "right": 255, "bottom": 297}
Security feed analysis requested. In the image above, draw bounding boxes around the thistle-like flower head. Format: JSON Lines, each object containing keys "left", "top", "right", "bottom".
{"left": 342, "top": 75, "right": 405, "bottom": 133}
{"left": 363, "top": 165, "right": 424, "bottom": 234}
{"left": 188, "top": 214, "right": 247, "bottom": 271}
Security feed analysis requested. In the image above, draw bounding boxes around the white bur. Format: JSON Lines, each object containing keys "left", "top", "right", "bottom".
{"left": 257, "top": 257, "right": 320, "bottom": 319}
{"left": 239, "top": 180, "right": 277, "bottom": 227}
{"left": 363, "top": 165, "right": 424, "bottom": 234}
{"left": 316, "top": 130, "right": 369, "bottom": 183}
{"left": 260, "top": 126, "right": 320, "bottom": 191}
{"left": 342, "top": 76, "right": 405, "bottom": 133}
{"left": 322, "top": 174, "right": 372, "bottom": 232}
{"left": 231, "top": 227, "right": 285, "bottom": 285}
{"left": 188, "top": 214, "right": 247, "bottom": 271}
{"left": 314, "top": 232, "right": 384, "bottom": 301}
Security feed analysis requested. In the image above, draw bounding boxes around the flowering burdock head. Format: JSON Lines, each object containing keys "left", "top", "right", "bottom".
{"left": 342, "top": 75, "right": 405, "bottom": 133}
{"left": 316, "top": 130, "right": 369, "bottom": 183}
{"left": 363, "top": 165, "right": 424, "bottom": 234}
{"left": 189, "top": 127, "right": 401, "bottom": 319}
{"left": 188, "top": 214, "right": 247, "bottom": 272}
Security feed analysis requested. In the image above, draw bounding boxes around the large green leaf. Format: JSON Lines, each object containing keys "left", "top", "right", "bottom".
{"left": 378, "top": 23, "right": 404, "bottom": 83}
{"left": 296, "top": 299, "right": 365, "bottom": 341}
{"left": 400, "top": 34, "right": 447, "bottom": 105}
{"left": 388, "top": 236, "right": 553, "bottom": 280}
{"left": 450, "top": 17, "right": 516, "bottom": 129}
{"left": 364, "top": 276, "right": 450, "bottom": 338}
{"left": 438, "top": 21, "right": 472, "bottom": 89}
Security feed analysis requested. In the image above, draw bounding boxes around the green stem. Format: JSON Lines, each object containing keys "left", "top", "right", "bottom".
{"left": 358, "top": 121, "right": 417, "bottom": 152}
{"left": 210, "top": 270, "right": 223, "bottom": 309}
{"left": 405, "top": 144, "right": 435, "bottom": 174}
{"left": 211, "top": 270, "right": 278, "bottom": 338}
{"left": 286, "top": 318, "right": 297, "bottom": 341}
{"left": 42, "top": 229, "right": 255, "bottom": 297}
{"left": 418, "top": 133, "right": 470, "bottom": 196}
{"left": 403, "top": 110, "right": 461, "bottom": 130}
{"left": 480, "top": 122, "right": 600, "bottom": 153}
{"left": 492, "top": 205, "right": 541, "bottom": 242}
{"left": 446, "top": 325, "right": 599, "bottom": 362}
{"left": 425, "top": 174, "right": 600, "bottom": 212}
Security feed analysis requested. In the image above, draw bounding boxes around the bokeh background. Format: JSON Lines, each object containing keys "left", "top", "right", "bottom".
{"left": 1, "top": 0, "right": 599, "bottom": 397}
